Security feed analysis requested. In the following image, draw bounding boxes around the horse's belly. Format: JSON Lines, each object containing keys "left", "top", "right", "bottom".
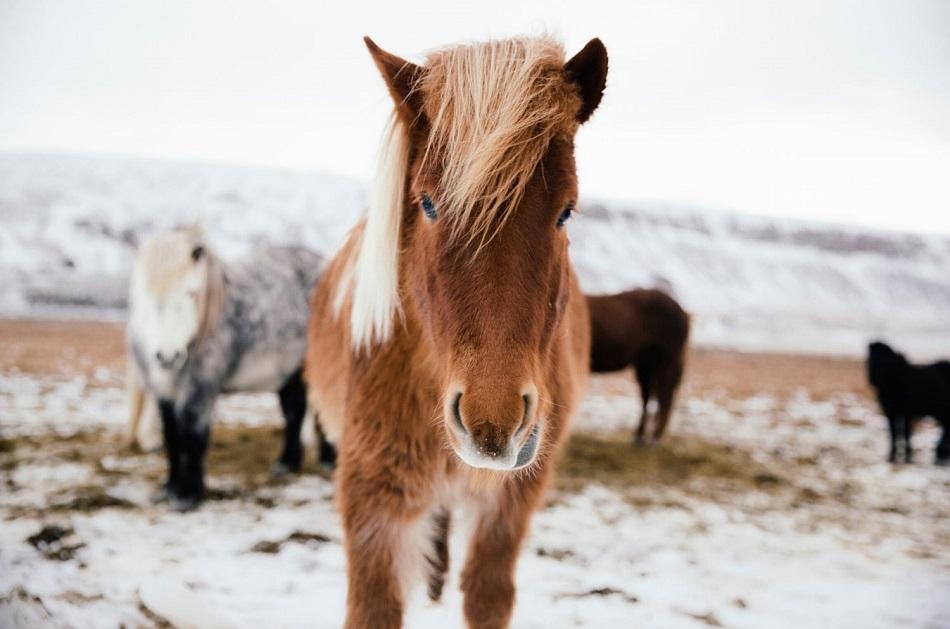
{"left": 224, "top": 348, "right": 302, "bottom": 393}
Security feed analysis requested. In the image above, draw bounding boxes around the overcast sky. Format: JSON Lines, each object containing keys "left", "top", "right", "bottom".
{"left": 2, "top": 0, "right": 949, "bottom": 234}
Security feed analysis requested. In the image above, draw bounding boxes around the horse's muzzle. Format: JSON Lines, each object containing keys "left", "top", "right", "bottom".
{"left": 445, "top": 390, "right": 542, "bottom": 471}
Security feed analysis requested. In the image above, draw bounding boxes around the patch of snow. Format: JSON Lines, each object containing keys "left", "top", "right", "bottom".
{"left": 1, "top": 373, "right": 948, "bottom": 628}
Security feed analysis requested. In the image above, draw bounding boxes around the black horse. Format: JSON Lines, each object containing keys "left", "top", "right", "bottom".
{"left": 866, "top": 341, "right": 950, "bottom": 465}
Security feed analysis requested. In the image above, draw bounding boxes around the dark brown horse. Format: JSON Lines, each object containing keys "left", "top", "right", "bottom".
{"left": 305, "top": 36, "right": 607, "bottom": 628}
{"left": 588, "top": 288, "right": 689, "bottom": 445}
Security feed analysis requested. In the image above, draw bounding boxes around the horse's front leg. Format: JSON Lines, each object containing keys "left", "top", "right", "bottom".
{"left": 461, "top": 471, "right": 548, "bottom": 629}
{"left": 170, "top": 392, "right": 214, "bottom": 512}
{"left": 156, "top": 399, "right": 182, "bottom": 501}
{"left": 886, "top": 414, "right": 899, "bottom": 463}
{"left": 338, "top": 431, "right": 438, "bottom": 628}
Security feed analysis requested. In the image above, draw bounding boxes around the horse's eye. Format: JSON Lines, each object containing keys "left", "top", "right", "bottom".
{"left": 420, "top": 194, "right": 438, "bottom": 220}
{"left": 556, "top": 205, "right": 574, "bottom": 228}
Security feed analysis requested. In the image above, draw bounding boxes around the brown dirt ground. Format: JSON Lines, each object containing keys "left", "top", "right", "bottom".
{"left": 0, "top": 318, "right": 872, "bottom": 400}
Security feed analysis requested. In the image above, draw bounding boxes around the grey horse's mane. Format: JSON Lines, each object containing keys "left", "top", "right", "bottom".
{"left": 195, "top": 251, "right": 226, "bottom": 348}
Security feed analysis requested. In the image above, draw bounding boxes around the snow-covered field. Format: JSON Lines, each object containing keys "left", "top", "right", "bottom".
{"left": 2, "top": 152, "right": 950, "bottom": 357}
{"left": 2, "top": 152, "right": 949, "bottom": 627}
{"left": 2, "top": 363, "right": 948, "bottom": 629}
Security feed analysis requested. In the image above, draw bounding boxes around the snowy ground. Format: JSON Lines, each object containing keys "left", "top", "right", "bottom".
{"left": 2, "top": 360, "right": 948, "bottom": 628}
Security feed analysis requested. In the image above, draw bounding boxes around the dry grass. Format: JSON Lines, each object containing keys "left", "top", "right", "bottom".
{"left": 556, "top": 431, "right": 792, "bottom": 499}
{"left": 0, "top": 422, "right": 333, "bottom": 520}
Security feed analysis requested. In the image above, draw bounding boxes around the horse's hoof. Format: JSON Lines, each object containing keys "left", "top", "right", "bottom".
{"left": 169, "top": 494, "right": 201, "bottom": 513}
{"left": 270, "top": 462, "right": 299, "bottom": 478}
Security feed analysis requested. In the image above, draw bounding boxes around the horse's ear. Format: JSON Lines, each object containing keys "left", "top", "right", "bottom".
{"left": 364, "top": 36, "right": 424, "bottom": 122}
{"left": 564, "top": 38, "right": 608, "bottom": 124}
{"left": 191, "top": 245, "right": 204, "bottom": 262}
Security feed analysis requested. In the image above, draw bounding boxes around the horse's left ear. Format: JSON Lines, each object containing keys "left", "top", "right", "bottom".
{"left": 564, "top": 38, "right": 608, "bottom": 124}
{"left": 364, "top": 36, "right": 424, "bottom": 122}
{"left": 191, "top": 245, "right": 204, "bottom": 261}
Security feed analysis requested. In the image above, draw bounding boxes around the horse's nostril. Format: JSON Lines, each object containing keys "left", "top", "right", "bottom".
{"left": 451, "top": 392, "right": 467, "bottom": 435}
{"left": 518, "top": 393, "right": 533, "bottom": 434}
{"left": 155, "top": 350, "right": 182, "bottom": 368}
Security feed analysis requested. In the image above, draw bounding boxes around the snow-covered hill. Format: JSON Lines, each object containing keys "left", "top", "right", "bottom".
{"left": 1, "top": 153, "right": 948, "bottom": 357}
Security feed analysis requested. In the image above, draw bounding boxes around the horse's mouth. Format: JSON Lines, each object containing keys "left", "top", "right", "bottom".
{"left": 449, "top": 421, "right": 542, "bottom": 472}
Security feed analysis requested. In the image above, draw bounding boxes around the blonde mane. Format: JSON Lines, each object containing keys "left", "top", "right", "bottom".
{"left": 136, "top": 228, "right": 226, "bottom": 347}
{"left": 343, "top": 36, "right": 580, "bottom": 350}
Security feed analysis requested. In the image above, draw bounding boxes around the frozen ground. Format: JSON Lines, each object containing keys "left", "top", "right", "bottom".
{"left": 1, "top": 364, "right": 948, "bottom": 629}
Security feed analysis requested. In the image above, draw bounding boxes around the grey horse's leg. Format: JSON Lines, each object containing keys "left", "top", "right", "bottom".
{"left": 314, "top": 414, "right": 337, "bottom": 470}
{"left": 273, "top": 369, "right": 307, "bottom": 476}
{"left": 156, "top": 399, "right": 182, "bottom": 503}
{"left": 172, "top": 402, "right": 212, "bottom": 512}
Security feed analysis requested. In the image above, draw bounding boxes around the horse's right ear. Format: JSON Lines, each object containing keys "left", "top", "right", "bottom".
{"left": 364, "top": 36, "right": 424, "bottom": 122}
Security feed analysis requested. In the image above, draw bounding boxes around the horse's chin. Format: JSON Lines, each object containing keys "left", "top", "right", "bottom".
{"left": 148, "top": 367, "right": 177, "bottom": 399}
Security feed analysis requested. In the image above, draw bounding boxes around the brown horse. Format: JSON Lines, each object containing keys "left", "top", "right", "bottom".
{"left": 587, "top": 289, "right": 690, "bottom": 445}
{"left": 304, "top": 35, "right": 607, "bottom": 628}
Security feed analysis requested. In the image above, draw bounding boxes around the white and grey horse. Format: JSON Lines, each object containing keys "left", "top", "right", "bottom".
{"left": 127, "top": 227, "right": 334, "bottom": 511}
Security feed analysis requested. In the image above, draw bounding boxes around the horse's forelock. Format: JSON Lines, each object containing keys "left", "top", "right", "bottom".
{"left": 136, "top": 230, "right": 225, "bottom": 346}
{"left": 420, "top": 37, "right": 580, "bottom": 246}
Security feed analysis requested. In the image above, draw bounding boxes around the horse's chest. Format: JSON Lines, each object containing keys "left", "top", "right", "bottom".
{"left": 224, "top": 348, "right": 300, "bottom": 393}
